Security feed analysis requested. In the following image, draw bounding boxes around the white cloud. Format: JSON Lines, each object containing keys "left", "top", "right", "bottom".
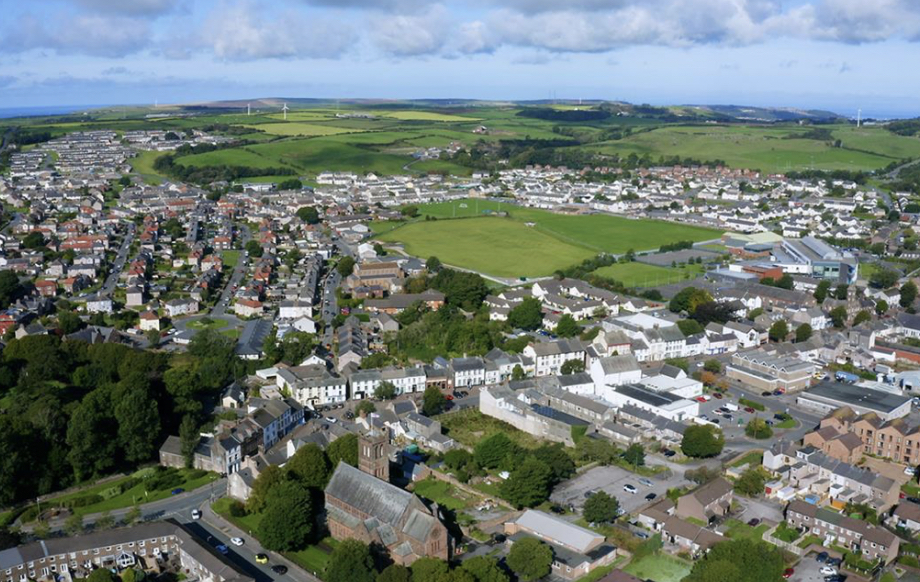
{"left": 370, "top": 5, "right": 449, "bottom": 56}
{"left": 0, "top": 12, "right": 151, "bottom": 57}
{"left": 201, "top": 1, "right": 356, "bottom": 60}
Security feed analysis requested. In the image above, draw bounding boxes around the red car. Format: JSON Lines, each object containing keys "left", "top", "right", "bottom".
{"left": 901, "top": 491, "right": 907, "bottom": 499}
{"left": 744, "top": 407, "right": 756, "bottom": 414}
{"left": 445, "top": 394, "right": 454, "bottom": 401}
{"left": 713, "top": 393, "right": 723, "bottom": 399}
{"left": 695, "top": 396, "right": 707, "bottom": 402}
{"left": 783, "top": 567, "right": 794, "bottom": 578}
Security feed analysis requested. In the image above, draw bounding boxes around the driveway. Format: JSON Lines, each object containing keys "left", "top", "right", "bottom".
{"left": 734, "top": 496, "right": 785, "bottom": 524}
{"left": 787, "top": 555, "right": 843, "bottom": 582}
{"left": 861, "top": 456, "right": 913, "bottom": 485}
{"left": 551, "top": 465, "right": 688, "bottom": 515}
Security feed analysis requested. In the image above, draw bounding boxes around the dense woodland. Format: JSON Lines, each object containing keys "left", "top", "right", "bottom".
{"left": 0, "top": 329, "right": 248, "bottom": 507}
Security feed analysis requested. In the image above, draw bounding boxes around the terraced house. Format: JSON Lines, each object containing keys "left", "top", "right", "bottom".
{"left": 785, "top": 500, "right": 898, "bottom": 564}
{"left": 805, "top": 405, "right": 920, "bottom": 465}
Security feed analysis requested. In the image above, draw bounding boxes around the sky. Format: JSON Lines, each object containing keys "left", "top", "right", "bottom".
{"left": 2, "top": 0, "right": 920, "bottom": 117}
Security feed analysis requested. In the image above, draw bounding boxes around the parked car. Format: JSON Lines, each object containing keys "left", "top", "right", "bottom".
{"left": 256, "top": 554, "right": 269, "bottom": 564}
{"left": 816, "top": 551, "right": 829, "bottom": 563}
{"left": 191, "top": 509, "right": 201, "bottom": 520}
{"left": 639, "top": 478, "right": 654, "bottom": 487}
{"left": 772, "top": 389, "right": 784, "bottom": 396}
{"left": 662, "top": 449, "right": 676, "bottom": 457}
{"left": 783, "top": 568, "right": 794, "bottom": 579}
{"left": 445, "top": 394, "right": 454, "bottom": 401}
{"left": 905, "top": 466, "right": 917, "bottom": 476}
{"left": 271, "top": 565, "right": 288, "bottom": 575}
{"left": 215, "top": 545, "right": 229, "bottom": 555}
{"left": 645, "top": 493, "right": 657, "bottom": 501}
{"left": 826, "top": 557, "right": 842, "bottom": 567}
{"left": 230, "top": 537, "right": 244, "bottom": 546}
{"left": 171, "top": 488, "right": 185, "bottom": 495}
{"left": 713, "top": 393, "right": 723, "bottom": 399}
{"left": 908, "top": 497, "right": 920, "bottom": 504}
{"left": 761, "top": 391, "right": 772, "bottom": 396}
{"left": 623, "top": 484, "right": 637, "bottom": 494}
{"left": 747, "top": 518, "right": 760, "bottom": 526}
{"left": 744, "top": 407, "right": 756, "bottom": 414}
{"left": 820, "top": 566, "right": 837, "bottom": 576}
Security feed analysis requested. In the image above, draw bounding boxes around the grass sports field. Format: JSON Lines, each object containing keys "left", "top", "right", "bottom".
{"left": 375, "top": 199, "right": 721, "bottom": 278}
{"left": 377, "top": 217, "right": 594, "bottom": 278}
{"left": 592, "top": 261, "right": 704, "bottom": 287}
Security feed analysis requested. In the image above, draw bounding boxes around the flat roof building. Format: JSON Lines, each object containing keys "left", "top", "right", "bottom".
{"left": 796, "top": 381, "right": 911, "bottom": 421}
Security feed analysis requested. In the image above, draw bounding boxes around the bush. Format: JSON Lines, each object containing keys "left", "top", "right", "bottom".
{"left": 738, "top": 398, "right": 765, "bottom": 411}
{"left": 64, "top": 494, "right": 104, "bottom": 508}
{"left": 228, "top": 500, "right": 247, "bottom": 517}
{"left": 187, "top": 469, "right": 208, "bottom": 480}
{"left": 118, "top": 478, "right": 141, "bottom": 494}
{"left": 899, "top": 555, "right": 920, "bottom": 568}
{"left": 146, "top": 468, "right": 184, "bottom": 491}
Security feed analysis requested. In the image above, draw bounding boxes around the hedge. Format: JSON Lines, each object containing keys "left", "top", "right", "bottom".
{"left": 739, "top": 398, "right": 766, "bottom": 411}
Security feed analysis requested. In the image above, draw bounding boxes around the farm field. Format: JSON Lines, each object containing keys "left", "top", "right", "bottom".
{"left": 240, "top": 122, "right": 360, "bottom": 137}
{"left": 585, "top": 124, "right": 911, "bottom": 173}
{"left": 592, "top": 262, "right": 703, "bottom": 287}
{"left": 376, "top": 216, "right": 593, "bottom": 278}
{"left": 129, "top": 150, "right": 168, "bottom": 184}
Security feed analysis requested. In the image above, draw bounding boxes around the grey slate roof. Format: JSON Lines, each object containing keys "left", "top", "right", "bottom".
{"left": 325, "top": 462, "right": 414, "bottom": 527}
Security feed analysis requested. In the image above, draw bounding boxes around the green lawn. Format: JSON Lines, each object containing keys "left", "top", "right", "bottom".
{"left": 775, "top": 418, "right": 798, "bottom": 429}
{"left": 187, "top": 318, "right": 230, "bottom": 332}
{"left": 623, "top": 553, "right": 693, "bottom": 582}
{"left": 723, "top": 518, "right": 769, "bottom": 541}
{"left": 376, "top": 217, "right": 594, "bottom": 278}
{"left": 730, "top": 451, "right": 763, "bottom": 468}
{"left": 286, "top": 539, "right": 339, "bottom": 576}
{"left": 592, "top": 262, "right": 703, "bottom": 287}
{"left": 797, "top": 534, "right": 823, "bottom": 549}
{"left": 411, "top": 477, "right": 479, "bottom": 511}
{"left": 222, "top": 250, "right": 241, "bottom": 268}
{"left": 26, "top": 468, "right": 219, "bottom": 521}
{"left": 773, "top": 522, "right": 802, "bottom": 543}
{"left": 212, "top": 497, "right": 264, "bottom": 533}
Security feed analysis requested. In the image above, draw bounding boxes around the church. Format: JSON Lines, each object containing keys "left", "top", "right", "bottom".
{"left": 323, "top": 429, "right": 452, "bottom": 565}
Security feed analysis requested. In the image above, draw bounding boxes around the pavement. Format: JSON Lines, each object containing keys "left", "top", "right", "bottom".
{"left": 84, "top": 221, "right": 135, "bottom": 302}
{"left": 549, "top": 465, "right": 686, "bottom": 515}
{"left": 788, "top": 555, "right": 845, "bottom": 582}
{"left": 211, "top": 225, "right": 251, "bottom": 318}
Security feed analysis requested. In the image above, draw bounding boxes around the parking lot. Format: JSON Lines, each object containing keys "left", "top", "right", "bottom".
{"left": 787, "top": 555, "right": 846, "bottom": 582}
{"left": 696, "top": 393, "right": 791, "bottom": 438}
{"left": 550, "top": 465, "right": 689, "bottom": 514}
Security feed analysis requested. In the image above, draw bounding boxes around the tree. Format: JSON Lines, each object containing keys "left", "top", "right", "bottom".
{"left": 814, "top": 280, "right": 831, "bottom": 304}
{"left": 0, "top": 271, "right": 23, "bottom": 309}
{"left": 870, "top": 267, "right": 900, "bottom": 289}
{"left": 684, "top": 539, "right": 784, "bottom": 582}
{"left": 902, "top": 281, "right": 918, "bottom": 308}
{"left": 426, "top": 256, "right": 442, "bottom": 272}
{"left": 795, "top": 323, "right": 813, "bottom": 343}
{"left": 474, "top": 433, "right": 516, "bottom": 469}
{"left": 555, "top": 314, "right": 580, "bottom": 338}
{"left": 66, "top": 390, "right": 119, "bottom": 481}
{"left": 326, "top": 539, "right": 376, "bottom": 582}
{"left": 703, "top": 359, "right": 722, "bottom": 374}
{"left": 95, "top": 511, "right": 115, "bottom": 530}
{"left": 410, "top": 558, "right": 448, "bottom": 582}
{"left": 245, "top": 240, "right": 263, "bottom": 258}
{"left": 686, "top": 465, "right": 722, "bottom": 485}
{"left": 560, "top": 359, "right": 585, "bottom": 375}
{"left": 87, "top": 569, "right": 118, "bottom": 582}
{"left": 247, "top": 464, "right": 285, "bottom": 513}
{"left": 401, "top": 205, "right": 420, "bottom": 218}
{"left": 690, "top": 301, "right": 735, "bottom": 326}
{"left": 355, "top": 400, "right": 377, "bottom": 416}
{"left": 681, "top": 424, "right": 725, "bottom": 458}
{"left": 834, "top": 283, "right": 849, "bottom": 300}
{"left": 121, "top": 570, "right": 145, "bottom": 582}
{"left": 258, "top": 480, "right": 313, "bottom": 551}
{"left": 532, "top": 444, "right": 575, "bottom": 484}
{"left": 876, "top": 299, "right": 889, "bottom": 316}
{"left": 125, "top": 504, "right": 141, "bottom": 525}
{"left": 511, "top": 364, "right": 526, "bottom": 381}
{"left": 677, "top": 319, "right": 704, "bottom": 336}
{"left": 285, "top": 443, "right": 331, "bottom": 489}
{"left": 179, "top": 415, "right": 199, "bottom": 469}
{"left": 768, "top": 320, "right": 788, "bottom": 342}
{"left": 507, "top": 537, "right": 553, "bottom": 582}
{"left": 583, "top": 490, "right": 620, "bottom": 524}
{"left": 745, "top": 418, "right": 773, "bottom": 440}
{"left": 115, "top": 383, "right": 161, "bottom": 464}
{"left": 775, "top": 273, "right": 794, "bottom": 290}
{"left": 57, "top": 310, "right": 83, "bottom": 334}
{"left": 668, "top": 286, "right": 712, "bottom": 314}
{"left": 735, "top": 467, "right": 768, "bottom": 496}
{"left": 337, "top": 256, "right": 356, "bottom": 278}
{"left": 377, "top": 564, "right": 411, "bottom": 582}
{"left": 500, "top": 458, "right": 552, "bottom": 508}
{"left": 422, "top": 385, "right": 447, "bottom": 416}
{"left": 63, "top": 512, "right": 84, "bottom": 536}
{"left": 296, "top": 206, "right": 320, "bottom": 224}
{"left": 327, "top": 433, "right": 358, "bottom": 468}
{"left": 461, "top": 556, "right": 509, "bottom": 582}
{"left": 507, "top": 298, "right": 544, "bottom": 331}
{"left": 623, "top": 443, "right": 645, "bottom": 467}
{"left": 853, "top": 309, "right": 872, "bottom": 326}
{"left": 374, "top": 381, "right": 398, "bottom": 400}
{"left": 146, "top": 328, "right": 161, "bottom": 347}
{"left": 830, "top": 306, "right": 848, "bottom": 328}
{"left": 22, "top": 231, "right": 46, "bottom": 249}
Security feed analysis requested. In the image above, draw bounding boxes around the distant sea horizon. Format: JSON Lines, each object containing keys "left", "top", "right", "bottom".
{"left": 0, "top": 105, "right": 111, "bottom": 119}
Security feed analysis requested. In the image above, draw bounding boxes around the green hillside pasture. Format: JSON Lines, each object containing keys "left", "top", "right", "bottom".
{"left": 832, "top": 125, "right": 920, "bottom": 159}
{"left": 410, "top": 159, "right": 473, "bottom": 176}
{"left": 240, "top": 123, "right": 360, "bottom": 137}
{"left": 376, "top": 217, "right": 594, "bottom": 278}
{"left": 129, "top": 150, "right": 169, "bottom": 184}
{"left": 247, "top": 138, "right": 411, "bottom": 175}
{"left": 593, "top": 262, "right": 703, "bottom": 287}
{"left": 587, "top": 125, "right": 897, "bottom": 172}
{"left": 414, "top": 199, "right": 722, "bottom": 254}
{"left": 378, "top": 111, "right": 482, "bottom": 122}
{"left": 178, "top": 146, "right": 296, "bottom": 170}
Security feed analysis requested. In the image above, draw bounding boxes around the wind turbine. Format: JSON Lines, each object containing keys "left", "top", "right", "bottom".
{"left": 247, "top": 103, "right": 251, "bottom": 116}
{"left": 282, "top": 103, "right": 289, "bottom": 120}
{"left": 857, "top": 108, "right": 862, "bottom": 128}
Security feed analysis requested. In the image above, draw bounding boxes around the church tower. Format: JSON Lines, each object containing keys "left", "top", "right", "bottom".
{"left": 358, "top": 428, "right": 390, "bottom": 482}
